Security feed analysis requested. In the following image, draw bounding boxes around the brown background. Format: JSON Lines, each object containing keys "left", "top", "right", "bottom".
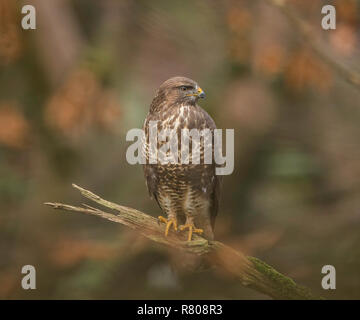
{"left": 0, "top": 0, "right": 359, "bottom": 299}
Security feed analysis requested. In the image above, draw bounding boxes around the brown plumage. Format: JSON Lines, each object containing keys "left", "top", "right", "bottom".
{"left": 142, "top": 76, "right": 221, "bottom": 241}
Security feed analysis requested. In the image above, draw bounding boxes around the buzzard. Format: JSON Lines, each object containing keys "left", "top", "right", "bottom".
{"left": 142, "top": 76, "right": 221, "bottom": 241}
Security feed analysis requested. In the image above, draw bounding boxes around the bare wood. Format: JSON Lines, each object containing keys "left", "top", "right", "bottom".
{"left": 44, "top": 184, "right": 322, "bottom": 300}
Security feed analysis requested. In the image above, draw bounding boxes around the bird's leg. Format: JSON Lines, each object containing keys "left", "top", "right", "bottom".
{"left": 179, "top": 217, "right": 203, "bottom": 241}
{"left": 158, "top": 213, "right": 178, "bottom": 237}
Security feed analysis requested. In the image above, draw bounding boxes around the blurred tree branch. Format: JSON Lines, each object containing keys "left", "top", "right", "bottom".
{"left": 265, "top": 0, "right": 360, "bottom": 90}
{"left": 28, "top": 0, "right": 84, "bottom": 85}
{"left": 45, "top": 184, "right": 322, "bottom": 300}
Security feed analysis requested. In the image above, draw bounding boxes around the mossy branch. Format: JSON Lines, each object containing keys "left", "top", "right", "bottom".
{"left": 44, "top": 184, "right": 322, "bottom": 300}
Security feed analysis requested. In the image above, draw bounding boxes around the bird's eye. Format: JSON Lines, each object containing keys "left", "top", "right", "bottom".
{"left": 180, "top": 86, "right": 187, "bottom": 91}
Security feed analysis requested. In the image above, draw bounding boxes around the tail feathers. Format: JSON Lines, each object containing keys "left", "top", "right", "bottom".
{"left": 171, "top": 219, "right": 214, "bottom": 273}
{"left": 171, "top": 252, "right": 213, "bottom": 274}
{"left": 171, "top": 225, "right": 214, "bottom": 274}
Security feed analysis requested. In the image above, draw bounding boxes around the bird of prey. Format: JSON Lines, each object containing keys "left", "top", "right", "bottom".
{"left": 142, "top": 76, "right": 221, "bottom": 241}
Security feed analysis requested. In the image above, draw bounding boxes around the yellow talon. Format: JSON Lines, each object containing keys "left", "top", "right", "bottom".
{"left": 158, "top": 216, "right": 168, "bottom": 224}
{"left": 179, "top": 223, "right": 203, "bottom": 241}
{"left": 158, "top": 216, "right": 178, "bottom": 237}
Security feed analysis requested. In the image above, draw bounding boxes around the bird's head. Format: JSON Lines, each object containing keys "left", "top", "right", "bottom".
{"left": 156, "top": 76, "right": 205, "bottom": 106}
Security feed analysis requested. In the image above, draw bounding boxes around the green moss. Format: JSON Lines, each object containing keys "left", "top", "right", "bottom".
{"left": 248, "top": 256, "right": 322, "bottom": 300}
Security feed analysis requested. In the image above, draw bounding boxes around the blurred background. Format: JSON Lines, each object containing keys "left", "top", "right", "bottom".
{"left": 0, "top": 0, "right": 359, "bottom": 299}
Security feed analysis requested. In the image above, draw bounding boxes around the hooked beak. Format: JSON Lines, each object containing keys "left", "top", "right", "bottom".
{"left": 186, "top": 86, "right": 206, "bottom": 99}
{"left": 196, "top": 87, "right": 206, "bottom": 99}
